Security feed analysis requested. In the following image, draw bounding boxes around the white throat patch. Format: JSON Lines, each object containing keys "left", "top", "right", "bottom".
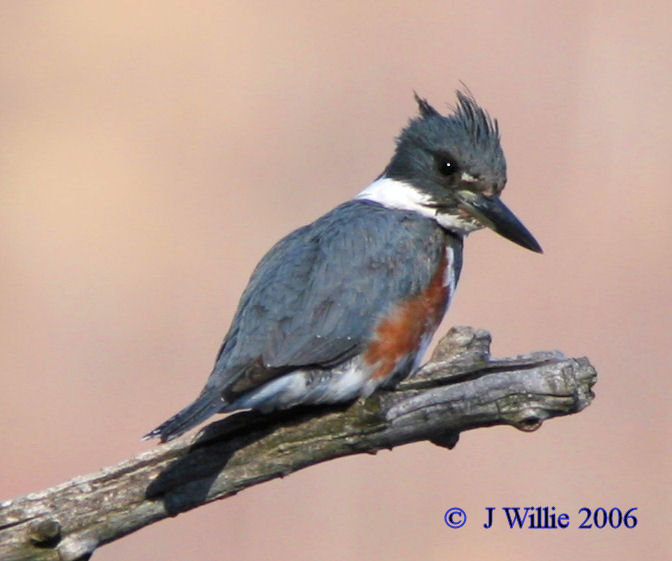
{"left": 355, "top": 177, "right": 481, "bottom": 234}
{"left": 355, "top": 177, "right": 435, "bottom": 218}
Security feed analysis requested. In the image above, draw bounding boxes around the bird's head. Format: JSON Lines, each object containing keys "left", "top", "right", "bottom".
{"left": 382, "top": 90, "right": 542, "bottom": 253}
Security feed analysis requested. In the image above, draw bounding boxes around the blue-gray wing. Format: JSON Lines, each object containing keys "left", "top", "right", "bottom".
{"left": 211, "top": 200, "right": 451, "bottom": 399}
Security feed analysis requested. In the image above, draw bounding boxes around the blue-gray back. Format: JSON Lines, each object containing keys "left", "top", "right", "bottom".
{"left": 209, "top": 199, "right": 462, "bottom": 399}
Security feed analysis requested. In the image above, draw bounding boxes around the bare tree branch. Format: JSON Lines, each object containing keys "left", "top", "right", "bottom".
{"left": 0, "top": 327, "right": 596, "bottom": 561}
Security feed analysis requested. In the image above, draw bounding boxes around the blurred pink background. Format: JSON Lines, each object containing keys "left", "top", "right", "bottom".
{"left": 1, "top": 2, "right": 670, "bottom": 559}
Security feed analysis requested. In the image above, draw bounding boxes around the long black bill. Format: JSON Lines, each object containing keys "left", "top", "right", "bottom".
{"left": 456, "top": 191, "right": 543, "bottom": 253}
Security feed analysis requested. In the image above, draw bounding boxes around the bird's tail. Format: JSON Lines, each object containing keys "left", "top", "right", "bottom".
{"left": 143, "top": 389, "right": 224, "bottom": 442}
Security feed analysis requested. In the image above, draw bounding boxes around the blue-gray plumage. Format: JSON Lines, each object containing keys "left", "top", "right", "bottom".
{"left": 146, "top": 90, "right": 541, "bottom": 442}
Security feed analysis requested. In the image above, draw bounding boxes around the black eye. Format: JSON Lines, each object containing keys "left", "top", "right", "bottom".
{"left": 436, "top": 153, "right": 460, "bottom": 176}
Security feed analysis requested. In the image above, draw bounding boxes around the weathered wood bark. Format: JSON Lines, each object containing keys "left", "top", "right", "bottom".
{"left": 0, "top": 327, "right": 596, "bottom": 561}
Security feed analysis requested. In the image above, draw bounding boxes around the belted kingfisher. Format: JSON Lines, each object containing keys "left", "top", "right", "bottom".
{"left": 146, "top": 90, "right": 541, "bottom": 442}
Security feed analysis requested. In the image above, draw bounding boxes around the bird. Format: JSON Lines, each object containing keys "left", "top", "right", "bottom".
{"left": 145, "top": 90, "right": 542, "bottom": 442}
